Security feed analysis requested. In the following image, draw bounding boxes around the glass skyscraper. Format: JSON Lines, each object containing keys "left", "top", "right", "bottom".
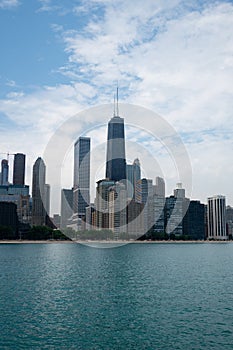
{"left": 73, "top": 137, "right": 90, "bottom": 217}
{"left": 13, "top": 153, "right": 25, "bottom": 185}
{"left": 32, "top": 157, "right": 46, "bottom": 226}
{"left": 1, "top": 159, "right": 9, "bottom": 186}
{"left": 106, "top": 115, "right": 126, "bottom": 182}
{"left": 126, "top": 158, "right": 141, "bottom": 199}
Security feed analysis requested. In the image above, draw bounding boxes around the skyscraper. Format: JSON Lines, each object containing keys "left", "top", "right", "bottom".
{"left": 32, "top": 157, "right": 46, "bottom": 226}
{"left": 126, "top": 158, "right": 141, "bottom": 199}
{"left": 154, "top": 176, "right": 165, "bottom": 197}
{"left": 183, "top": 200, "right": 205, "bottom": 240}
{"left": 152, "top": 177, "right": 165, "bottom": 234}
{"left": 44, "top": 184, "right": 50, "bottom": 217}
{"left": 108, "top": 182, "right": 127, "bottom": 236}
{"left": 73, "top": 137, "right": 90, "bottom": 217}
{"left": 13, "top": 153, "right": 25, "bottom": 185}
{"left": 1, "top": 159, "right": 9, "bottom": 186}
{"left": 60, "top": 188, "right": 73, "bottom": 229}
{"left": 96, "top": 179, "right": 115, "bottom": 229}
{"left": 135, "top": 178, "right": 154, "bottom": 233}
{"left": 207, "top": 195, "right": 227, "bottom": 239}
{"left": 106, "top": 109, "right": 126, "bottom": 182}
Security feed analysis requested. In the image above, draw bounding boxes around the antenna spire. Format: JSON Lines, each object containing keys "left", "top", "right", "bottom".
{"left": 113, "top": 94, "right": 116, "bottom": 116}
{"left": 116, "top": 82, "right": 119, "bottom": 116}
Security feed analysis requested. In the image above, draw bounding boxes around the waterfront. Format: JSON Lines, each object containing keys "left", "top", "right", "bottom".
{"left": 0, "top": 243, "right": 233, "bottom": 349}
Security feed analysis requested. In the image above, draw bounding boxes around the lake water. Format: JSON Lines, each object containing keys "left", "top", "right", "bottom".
{"left": 0, "top": 242, "right": 233, "bottom": 349}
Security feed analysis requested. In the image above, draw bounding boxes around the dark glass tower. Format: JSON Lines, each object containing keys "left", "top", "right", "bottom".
{"left": 32, "top": 157, "right": 46, "bottom": 225}
{"left": 13, "top": 153, "right": 25, "bottom": 185}
{"left": 73, "top": 137, "right": 90, "bottom": 217}
{"left": 106, "top": 115, "right": 126, "bottom": 182}
{"left": 1, "top": 159, "right": 9, "bottom": 185}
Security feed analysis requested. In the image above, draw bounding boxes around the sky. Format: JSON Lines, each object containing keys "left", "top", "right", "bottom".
{"left": 0, "top": 0, "right": 232, "bottom": 214}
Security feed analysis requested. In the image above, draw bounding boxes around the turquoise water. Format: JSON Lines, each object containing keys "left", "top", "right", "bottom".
{"left": 0, "top": 243, "right": 233, "bottom": 349}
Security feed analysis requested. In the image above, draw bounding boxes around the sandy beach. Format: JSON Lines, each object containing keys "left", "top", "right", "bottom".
{"left": 0, "top": 240, "right": 231, "bottom": 244}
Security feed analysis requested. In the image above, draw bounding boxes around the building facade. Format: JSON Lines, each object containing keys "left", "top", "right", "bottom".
{"left": 108, "top": 182, "right": 127, "bottom": 236}
{"left": 106, "top": 115, "right": 126, "bottom": 182}
{"left": 96, "top": 179, "right": 115, "bottom": 229}
{"left": 13, "top": 153, "right": 25, "bottom": 185}
{"left": 73, "top": 137, "right": 90, "bottom": 218}
{"left": 183, "top": 200, "right": 205, "bottom": 240}
{"left": 207, "top": 195, "right": 227, "bottom": 240}
{"left": 0, "top": 202, "right": 18, "bottom": 238}
{"left": 0, "top": 184, "right": 30, "bottom": 223}
{"left": 135, "top": 178, "right": 154, "bottom": 233}
{"left": 61, "top": 189, "right": 73, "bottom": 229}
{"left": 126, "top": 158, "right": 141, "bottom": 200}
{"left": 32, "top": 157, "right": 46, "bottom": 226}
{"left": 1, "top": 159, "right": 9, "bottom": 186}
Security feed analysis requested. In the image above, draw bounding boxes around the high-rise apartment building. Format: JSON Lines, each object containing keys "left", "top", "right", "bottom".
{"left": 207, "top": 195, "right": 227, "bottom": 239}
{"left": 73, "top": 137, "right": 90, "bottom": 218}
{"left": 106, "top": 114, "right": 126, "bottom": 182}
{"left": 13, "top": 153, "right": 25, "bottom": 185}
{"left": 32, "top": 157, "right": 46, "bottom": 226}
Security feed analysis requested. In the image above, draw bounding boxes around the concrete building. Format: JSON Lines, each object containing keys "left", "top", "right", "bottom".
{"left": 135, "top": 178, "right": 154, "bottom": 233}
{"left": 207, "top": 195, "right": 227, "bottom": 240}
{"left": 0, "top": 184, "right": 30, "bottom": 223}
{"left": 108, "top": 182, "right": 127, "bottom": 237}
{"left": 127, "top": 199, "right": 144, "bottom": 237}
{"left": 154, "top": 176, "right": 165, "bottom": 197}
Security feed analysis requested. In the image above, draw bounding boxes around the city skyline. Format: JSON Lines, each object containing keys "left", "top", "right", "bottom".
{"left": 0, "top": 116, "right": 232, "bottom": 240}
{"left": 0, "top": 0, "right": 232, "bottom": 209}
{"left": 1, "top": 109, "right": 232, "bottom": 214}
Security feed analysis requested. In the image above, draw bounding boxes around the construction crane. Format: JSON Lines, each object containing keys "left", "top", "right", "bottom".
{"left": 0, "top": 152, "right": 15, "bottom": 162}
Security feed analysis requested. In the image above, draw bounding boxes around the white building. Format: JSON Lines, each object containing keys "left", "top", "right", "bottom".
{"left": 207, "top": 195, "right": 227, "bottom": 240}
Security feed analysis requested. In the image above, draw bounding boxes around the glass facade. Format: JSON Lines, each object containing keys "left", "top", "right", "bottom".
{"left": 73, "top": 137, "right": 90, "bottom": 217}
{"left": 106, "top": 116, "right": 126, "bottom": 182}
{"left": 13, "top": 153, "right": 25, "bottom": 186}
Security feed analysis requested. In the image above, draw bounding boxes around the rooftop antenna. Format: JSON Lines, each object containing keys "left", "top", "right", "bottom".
{"left": 113, "top": 94, "right": 116, "bottom": 117}
{"left": 116, "top": 82, "right": 119, "bottom": 116}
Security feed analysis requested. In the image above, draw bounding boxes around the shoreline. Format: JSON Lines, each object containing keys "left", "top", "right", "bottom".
{"left": 0, "top": 239, "right": 231, "bottom": 244}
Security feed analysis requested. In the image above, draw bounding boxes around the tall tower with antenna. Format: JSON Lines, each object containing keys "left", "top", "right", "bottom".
{"left": 106, "top": 87, "right": 126, "bottom": 182}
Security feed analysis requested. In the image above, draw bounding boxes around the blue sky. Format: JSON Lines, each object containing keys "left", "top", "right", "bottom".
{"left": 0, "top": 0, "right": 233, "bottom": 213}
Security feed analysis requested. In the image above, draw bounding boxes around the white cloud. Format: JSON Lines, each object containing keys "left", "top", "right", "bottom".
{"left": 1, "top": 0, "right": 233, "bottom": 212}
{"left": 0, "top": 0, "right": 19, "bottom": 9}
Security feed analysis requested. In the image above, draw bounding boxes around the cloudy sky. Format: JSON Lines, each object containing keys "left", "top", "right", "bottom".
{"left": 0, "top": 0, "right": 232, "bottom": 214}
